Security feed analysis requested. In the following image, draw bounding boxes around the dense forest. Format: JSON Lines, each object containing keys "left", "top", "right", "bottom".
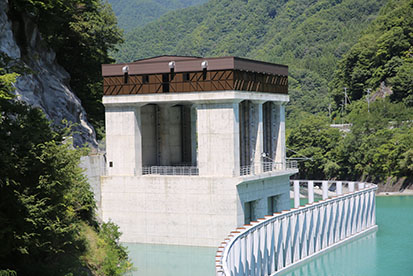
{"left": 111, "top": 0, "right": 413, "bottom": 188}
{"left": 0, "top": 0, "right": 131, "bottom": 275}
{"left": 108, "top": 0, "right": 207, "bottom": 32}
{"left": 288, "top": 0, "right": 413, "bottom": 187}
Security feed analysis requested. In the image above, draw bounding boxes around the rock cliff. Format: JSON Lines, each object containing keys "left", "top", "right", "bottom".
{"left": 0, "top": 0, "right": 97, "bottom": 147}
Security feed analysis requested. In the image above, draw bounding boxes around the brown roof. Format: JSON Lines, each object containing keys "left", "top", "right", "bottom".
{"left": 102, "top": 56, "right": 288, "bottom": 77}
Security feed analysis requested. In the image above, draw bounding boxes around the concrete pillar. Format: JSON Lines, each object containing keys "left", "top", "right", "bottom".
{"left": 274, "top": 103, "right": 286, "bottom": 168}
{"left": 294, "top": 180, "right": 300, "bottom": 208}
{"left": 190, "top": 105, "right": 197, "bottom": 166}
{"left": 349, "top": 182, "right": 355, "bottom": 192}
{"left": 157, "top": 104, "right": 183, "bottom": 166}
{"left": 252, "top": 101, "right": 265, "bottom": 174}
{"left": 158, "top": 104, "right": 172, "bottom": 165}
{"left": 270, "top": 103, "right": 279, "bottom": 164}
{"left": 308, "top": 181, "right": 314, "bottom": 203}
{"left": 196, "top": 101, "right": 240, "bottom": 176}
{"left": 336, "top": 181, "right": 343, "bottom": 195}
{"left": 322, "top": 181, "right": 329, "bottom": 200}
{"left": 105, "top": 105, "right": 142, "bottom": 175}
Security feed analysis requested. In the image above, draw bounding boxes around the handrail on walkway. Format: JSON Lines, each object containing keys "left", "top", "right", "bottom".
{"left": 216, "top": 180, "right": 378, "bottom": 276}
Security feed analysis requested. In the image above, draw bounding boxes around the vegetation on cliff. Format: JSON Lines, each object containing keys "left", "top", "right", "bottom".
{"left": 8, "top": 0, "right": 123, "bottom": 139}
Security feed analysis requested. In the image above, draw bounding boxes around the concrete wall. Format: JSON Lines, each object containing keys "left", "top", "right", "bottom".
{"left": 80, "top": 154, "right": 106, "bottom": 216}
{"left": 101, "top": 175, "right": 239, "bottom": 247}
{"left": 100, "top": 173, "right": 293, "bottom": 247}
{"left": 236, "top": 174, "right": 291, "bottom": 225}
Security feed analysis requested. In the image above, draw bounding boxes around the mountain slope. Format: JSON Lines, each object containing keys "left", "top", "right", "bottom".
{"left": 108, "top": 0, "right": 208, "bottom": 32}
{"left": 330, "top": 0, "right": 413, "bottom": 106}
{"left": 114, "top": 0, "right": 386, "bottom": 115}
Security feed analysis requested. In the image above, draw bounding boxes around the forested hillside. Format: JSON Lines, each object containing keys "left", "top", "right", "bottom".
{"left": 288, "top": 0, "right": 413, "bottom": 189}
{"left": 115, "top": 0, "right": 386, "bottom": 116}
{"left": 330, "top": 0, "right": 413, "bottom": 107}
{"left": 108, "top": 0, "right": 207, "bottom": 32}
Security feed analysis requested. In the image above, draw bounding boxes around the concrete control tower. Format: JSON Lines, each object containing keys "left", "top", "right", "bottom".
{"left": 101, "top": 56, "right": 298, "bottom": 247}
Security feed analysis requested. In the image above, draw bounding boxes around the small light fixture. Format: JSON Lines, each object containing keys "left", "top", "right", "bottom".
{"left": 122, "top": 65, "right": 129, "bottom": 74}
{"left": 201, "top": 60, "right": 208, "bottom": 69}
{"left": 122, "top": 65, "right": 129, "bottom": 84}
{"left": 168, "top": 61, "right": 176, "bottom": 70}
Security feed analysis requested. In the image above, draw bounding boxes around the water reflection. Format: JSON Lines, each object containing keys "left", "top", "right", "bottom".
{"left": 280, "top": 232, "right": 377, "bottom": 276}
{"left": 124, "top": 243, "right": 216, "bottom": 276}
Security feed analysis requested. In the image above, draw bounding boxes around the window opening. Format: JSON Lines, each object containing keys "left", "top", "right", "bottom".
{"left": 162, "top": 73, "right": 170, "bottom": 92}
{"left": 142, "top": 75, "right": 149, "bottom": 84}
{"left": 184, "top": 73, "right": 191, "bottom": 81}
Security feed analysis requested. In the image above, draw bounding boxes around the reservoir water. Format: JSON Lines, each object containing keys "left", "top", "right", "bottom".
{"left": 124, "top": 196, "right": 413, "bottom": 276}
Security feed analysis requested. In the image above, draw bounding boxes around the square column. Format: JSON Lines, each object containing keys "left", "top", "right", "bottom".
{"left": 105, "top": 105, "right": 142, "bottom": 175}
{"left": 196, "top": 102, "right": 240, "bottom": 176}
{"left": 190, "top": 105, "right": 197, "bottom": 165}
{"left": 158, "top": 104, "right": 183, "bottom": 166}
{"left": 275, "top": 104, "right": 286, "bottom": 167}
{"left": 251, "top": 101, "right": 265, "bottom": 174}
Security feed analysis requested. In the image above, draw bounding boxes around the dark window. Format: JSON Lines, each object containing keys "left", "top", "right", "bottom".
{"left": 184, "top": 73, "right": 191, "bottom": 81}
{"left": 142, "top": 75, "right": 149, "bottom": 84}
{"left": 162, "top": 73, "right": 169, "bottom": 92}
{"left": 109, "top": 161, "right": 113, "bottom": 167}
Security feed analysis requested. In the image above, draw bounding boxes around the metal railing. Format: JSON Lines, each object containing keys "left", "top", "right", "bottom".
{"left": 142, "top": 166, "right": 199, "bottom": 176}
{"left": 216, "top": 180, "right": 378, "bottom": 276}
{"left": 239, "top": 161, "right": 298, "bottom": 176}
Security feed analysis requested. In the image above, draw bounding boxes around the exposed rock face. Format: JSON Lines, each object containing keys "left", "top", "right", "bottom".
{"left": 0, "top": 0, "right": 97, "bottom": 147}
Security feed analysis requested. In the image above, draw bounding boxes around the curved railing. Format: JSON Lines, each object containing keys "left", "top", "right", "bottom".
{"left": 215, "top": 180, "right": 378, "bottom": 276}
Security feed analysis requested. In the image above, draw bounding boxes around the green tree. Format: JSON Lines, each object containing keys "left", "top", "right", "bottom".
{"left": 287, "top": 114, "right": 341, "bottom": 179}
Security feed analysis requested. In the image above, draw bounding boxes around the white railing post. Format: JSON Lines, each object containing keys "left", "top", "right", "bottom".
{"left": 336, "top": 181, "right": 342, "bottom": 195}
{"left": 322, "top": 181, "right": 328, "bottom": 200}
{"left": 308, "top": 181, "right": 314, "bottom": 204}
{"left": 358, "top": 182, "right": 365, "bottom": 190}
{"left": 294, "top": 181, "right": 300, "bottom": 208}
{"left": 349, "top": 182, "right": 355, "bottom": 192}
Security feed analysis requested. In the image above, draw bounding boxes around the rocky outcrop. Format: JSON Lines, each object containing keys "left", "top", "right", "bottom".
{"left": 0, "top": 0, "right": 97, "bottom": 147}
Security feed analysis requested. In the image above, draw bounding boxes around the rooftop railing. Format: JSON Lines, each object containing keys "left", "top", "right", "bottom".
{"left": 141, "top": 161, "right": 297, "bottom": 176}
{"left": 142, "top": 166, "right": 199, "bottom": 176}
{"left": 239, "top": 161, "right": 298, "bottom": 176}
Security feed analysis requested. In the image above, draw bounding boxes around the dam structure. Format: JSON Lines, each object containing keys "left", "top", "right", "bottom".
{"left": 100, "top": 55, "right": 298, "bottom": 247}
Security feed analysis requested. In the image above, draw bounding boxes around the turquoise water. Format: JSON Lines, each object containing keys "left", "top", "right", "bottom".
{"left": 124, "top": 196, "right": 413, "bottom": 276}
{"left": 124, "top": 243, "right": 216, "bottom": 276}
{"left": 282, "top": 196, "right": 413, "bottom": 276}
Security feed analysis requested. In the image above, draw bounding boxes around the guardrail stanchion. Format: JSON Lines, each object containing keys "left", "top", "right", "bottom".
{"left": 308, "top": 181, "right": 314, "bottom": 204}
{"left": 322, "top": 181, "right": 328, "bottom": 200}
{"left": 294, "top": 181, "right": 300, "bottom": 208}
